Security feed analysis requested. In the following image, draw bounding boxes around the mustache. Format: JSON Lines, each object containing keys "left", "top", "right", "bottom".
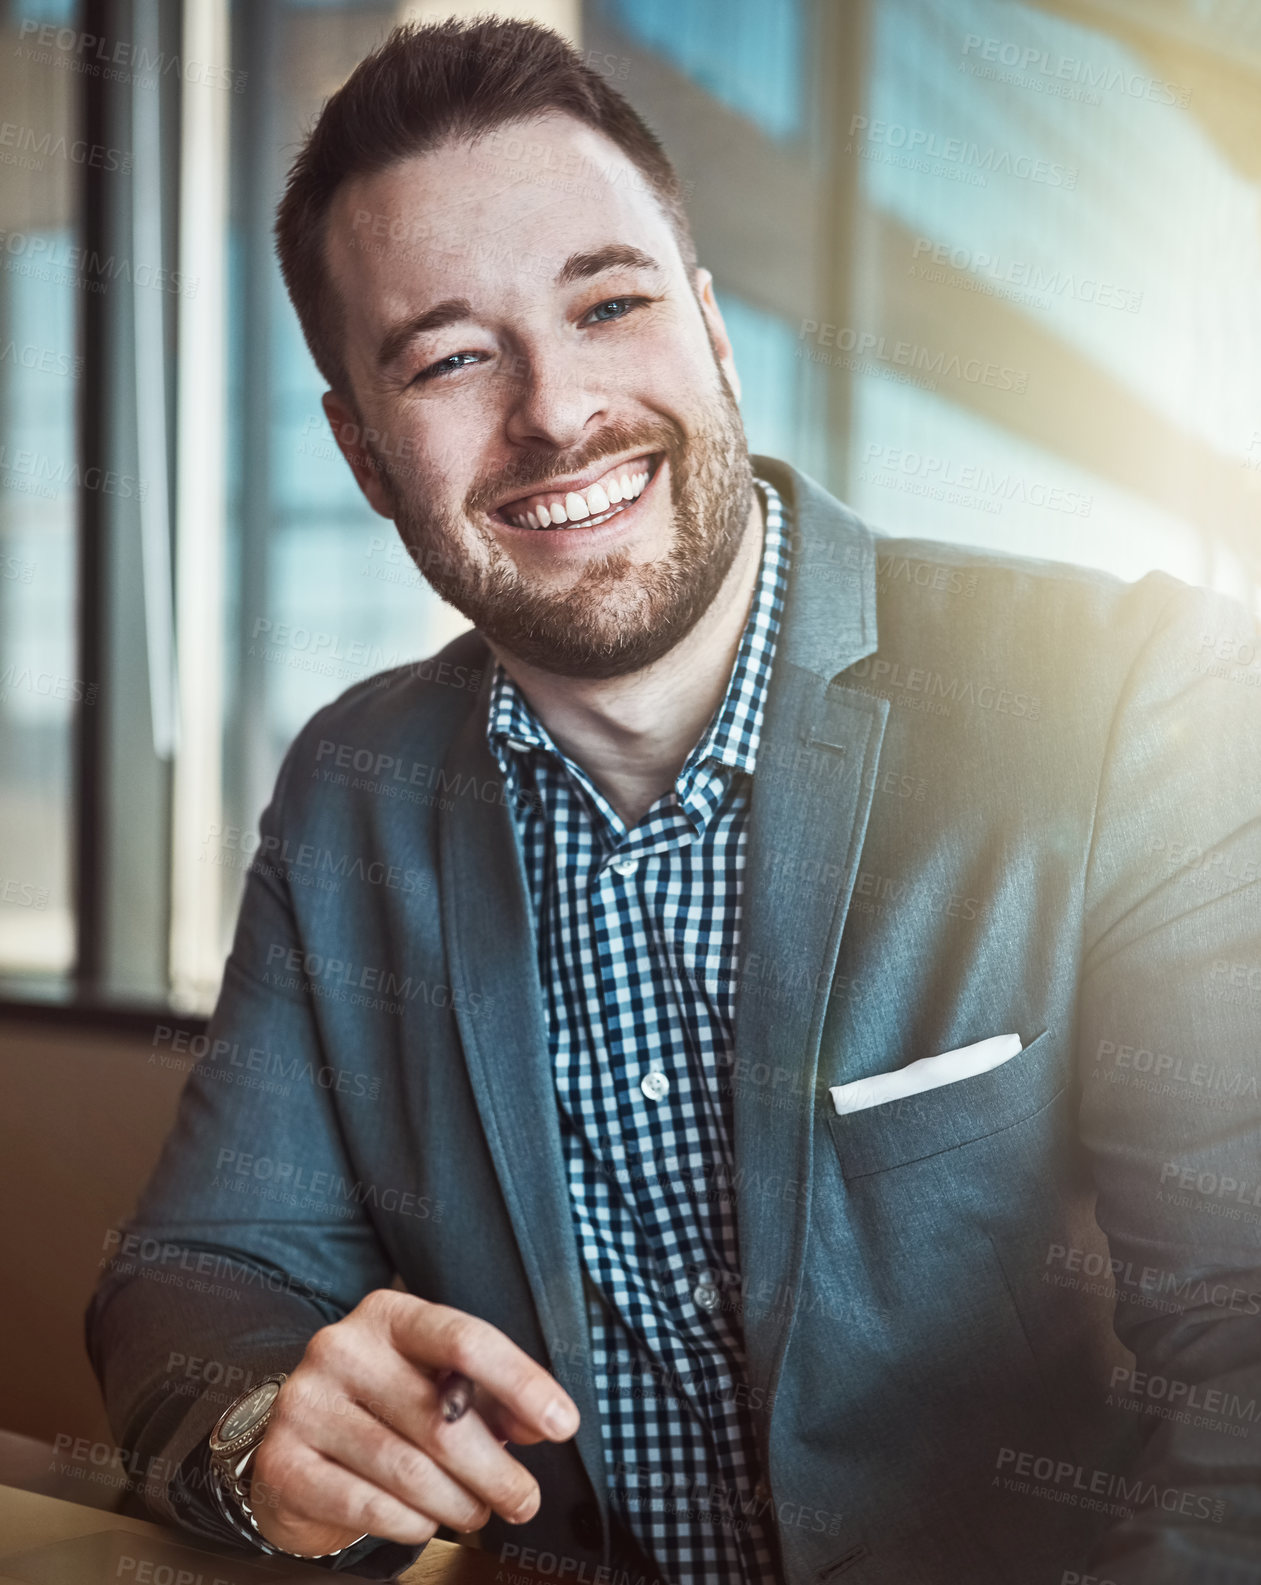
{"left": 464, "top": 417, "right": 685, "bottom": 515}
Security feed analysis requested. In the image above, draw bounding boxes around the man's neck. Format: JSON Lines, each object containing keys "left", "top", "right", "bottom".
{"left": 490, "top": 488, "right": 767, "bottom": 829}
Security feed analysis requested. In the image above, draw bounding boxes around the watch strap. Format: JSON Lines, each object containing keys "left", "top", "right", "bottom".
{"left": 209, "top": 1383, "right": 370, "bottom": 1560}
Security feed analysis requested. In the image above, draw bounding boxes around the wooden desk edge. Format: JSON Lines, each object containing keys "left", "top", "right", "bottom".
{"left": 0, "top": 1483, "right": 573, "bottom": 1583}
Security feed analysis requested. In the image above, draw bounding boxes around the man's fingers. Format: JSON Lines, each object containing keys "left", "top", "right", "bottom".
{"left": 253, "top": 1443, "right": 439, "bottom": 1550}
{"left": 473, "top": 1384, "right": 549, "bottom": 1447}
{"left": 281, "top": 1358, "right": 541, "bottom": 1525}
{"left": 253, "top": 1293, "right": 575, "bottom": 1548}
{"left": 304, "top": 1401, "right": 496, "bottom": 1532}
{"left": 383, "top": 1298, "right": 579, "bottom": 1442}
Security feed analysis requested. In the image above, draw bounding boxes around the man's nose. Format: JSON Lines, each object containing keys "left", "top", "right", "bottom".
{"left": 501, "top": 345, "right": 610, "bottom": 451}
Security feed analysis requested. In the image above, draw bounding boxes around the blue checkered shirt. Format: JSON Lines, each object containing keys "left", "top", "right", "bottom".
{"left": 486, "top": 478, "right": 790, "bottom": 1585}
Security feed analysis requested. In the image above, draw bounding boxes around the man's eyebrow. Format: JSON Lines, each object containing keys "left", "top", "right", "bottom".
{"left": 555, "top": 244, "right": 664, "bottom": 286}
{"left": 376, "top": 297, "right": 474, "bottom": 370}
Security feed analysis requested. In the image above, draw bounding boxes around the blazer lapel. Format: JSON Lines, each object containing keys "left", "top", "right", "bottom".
{"left": 734, "top": 459, "right": 888, "bottom": 1405}
{"left": 437, "top": 699, "right": 606, "bottom": 1511}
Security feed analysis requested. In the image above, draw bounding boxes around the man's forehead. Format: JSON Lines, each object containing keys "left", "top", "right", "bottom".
{"left": 326, "top": 112, "right": 675, "bottom": 288}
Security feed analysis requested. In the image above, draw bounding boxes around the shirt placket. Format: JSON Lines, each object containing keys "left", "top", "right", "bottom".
{"left": 485, "top": 477, "right": 790, "bottom": 1584}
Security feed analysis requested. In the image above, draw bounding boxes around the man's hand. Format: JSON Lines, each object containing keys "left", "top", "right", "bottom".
{"left": 247, "top": 1290, "right": 580, "bottom": 1555}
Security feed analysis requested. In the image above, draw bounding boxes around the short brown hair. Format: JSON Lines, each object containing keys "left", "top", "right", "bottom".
{"left": 275, "top": 15, "right": 697, "bottom": 397}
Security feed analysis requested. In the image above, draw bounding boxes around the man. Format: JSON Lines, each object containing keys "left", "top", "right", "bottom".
{"left": 88, "top": 17, "right": 1261, "bottom": 1585}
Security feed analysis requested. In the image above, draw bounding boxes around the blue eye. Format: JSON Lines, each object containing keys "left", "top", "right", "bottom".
{"left": 585, "top": 297, "right": 641, "bottom": 323}
{"left": 416, "top": 351, "right": 483, "bottom": 383}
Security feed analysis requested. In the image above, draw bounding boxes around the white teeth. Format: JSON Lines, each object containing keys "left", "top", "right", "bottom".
{"left": 503, "top": 457, "right": 656, "bottom": 527}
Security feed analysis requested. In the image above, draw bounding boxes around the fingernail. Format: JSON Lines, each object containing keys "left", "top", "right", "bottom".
{"left": 543, "top": 1401, "right": 578, "bottom": 1439}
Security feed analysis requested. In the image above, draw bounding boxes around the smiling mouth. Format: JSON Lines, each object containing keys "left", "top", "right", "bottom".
{"left": 492, "top": 452, "right": 664, "bottom": 531}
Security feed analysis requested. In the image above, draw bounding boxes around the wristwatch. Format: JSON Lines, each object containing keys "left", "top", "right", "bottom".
{"left": 208, "top": 1372, "right": 369, "bottom": 1559}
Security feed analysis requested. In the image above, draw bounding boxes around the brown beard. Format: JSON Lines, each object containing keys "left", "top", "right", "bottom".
{"left": 375, "top": 360, "right": 756, "bottom": 680}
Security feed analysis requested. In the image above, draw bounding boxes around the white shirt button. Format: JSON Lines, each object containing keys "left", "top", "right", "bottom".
{"left": 640, "top": 1070, "right": 670, "bottom": 1101}
{"left": 610, "top": 857, "right": 638, "bottom": 875}
{"left": 693, "top": 1281, "right": 720, "bottom": 1312}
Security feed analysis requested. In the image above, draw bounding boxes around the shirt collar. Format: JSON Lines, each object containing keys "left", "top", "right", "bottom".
{"left": 486, "top": 474, "right": 791, "bottom": 791}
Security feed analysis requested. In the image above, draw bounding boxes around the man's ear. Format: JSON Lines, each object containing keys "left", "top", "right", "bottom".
{"left": 322, "top": 390, "right": 397, "bottom": 519}
{"left": 694, "top": 267, "right": 741, "bottom": 405}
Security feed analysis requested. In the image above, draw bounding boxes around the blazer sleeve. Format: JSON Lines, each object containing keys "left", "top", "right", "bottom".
{"left": 84, "top": 737, "right": 422, "bottom": 1578}
{"left": 1076, "top": 579, "right": 1261, "bottom": 1582}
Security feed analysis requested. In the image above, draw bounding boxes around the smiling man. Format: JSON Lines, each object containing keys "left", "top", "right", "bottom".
{"left": 87, "top": 17, "right": 1261, "bottom": 1585}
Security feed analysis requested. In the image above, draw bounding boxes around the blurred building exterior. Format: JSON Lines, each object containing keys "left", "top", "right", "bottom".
{"left": 1, "top": 0, "right": 1259, "bottom": 1007}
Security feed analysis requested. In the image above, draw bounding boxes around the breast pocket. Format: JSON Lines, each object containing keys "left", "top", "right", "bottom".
{"left": 825, "top": 1030, "right": 1066, "bottom": 1180}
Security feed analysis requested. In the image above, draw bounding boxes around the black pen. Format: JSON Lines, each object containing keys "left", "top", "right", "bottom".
{"left": 438, "top": 1370, "right": 475, "bottom": 1422}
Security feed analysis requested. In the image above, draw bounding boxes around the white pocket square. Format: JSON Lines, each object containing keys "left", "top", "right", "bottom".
{"left": 829, "top": 1033, "right": 1023, "bottom": 1116}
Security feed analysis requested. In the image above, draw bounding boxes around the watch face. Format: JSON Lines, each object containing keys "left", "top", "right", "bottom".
{"left": 216, "top": 1380, "right": 281, "bottom": 1445}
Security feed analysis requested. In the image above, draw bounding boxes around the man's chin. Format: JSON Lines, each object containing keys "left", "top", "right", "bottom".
{"left": 480, "top": 597, "right": 708, "bottom": 681}
{"left": 398, "top": 410, "right": 755, "bottom": 681}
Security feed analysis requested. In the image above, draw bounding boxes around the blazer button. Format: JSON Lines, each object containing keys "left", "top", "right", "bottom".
{"left": 754, "top": 1478, "right": 771, "bottom": 1502}
{"left": 570, "top": 1500, "right": 602, "bottom": 1549}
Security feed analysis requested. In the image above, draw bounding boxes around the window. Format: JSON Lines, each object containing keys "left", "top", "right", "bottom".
{"left": 4, "top": 0, "right": 1258, "bottom": 1009}
{"left": 0, "top": 0, "right": 81, "bottom": 974}
{"left": 843, "top": 0, "right": 1261, "bottom": 603}
{"left": 716, "top": 292, "right": 828, "bottom": 481}
{"left": 595, "top": 0, "right": 806, "bottom": 141}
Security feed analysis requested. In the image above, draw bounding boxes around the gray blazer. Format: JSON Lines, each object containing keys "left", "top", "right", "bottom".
{"left": 88, "top": 457, "right": 1261, "bottom": 1583}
